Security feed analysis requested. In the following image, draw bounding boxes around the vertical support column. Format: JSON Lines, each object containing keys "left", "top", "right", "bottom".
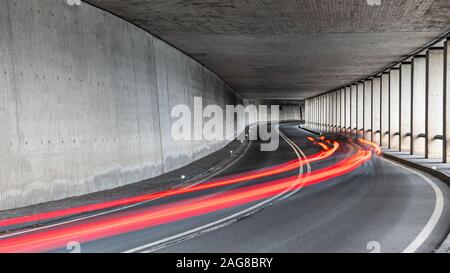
{"left": 330, "top": 92, "right": 334, "bottom": 132}
{"left": 332, "top": 92, "right": 336, "bottom": 133}
{"left": 315, "top": 97, "right": 318, "bottom": 130}
{"left": 372, "top": 76, "right": 381, "bottom": 145}
{"left": 322, "top": 95, "right": 325, "bottom": 132}
{"left": 426, "top": 48, "right": 444, "bottom": 161}
{"left": 308, "top": 99, "right": 311, "bottom": 127}
{"left": 412, "top": 56, "right": 426, "bottom": 156}
{"left": 319, "top": 96, "right": 322, "bottom": 131}
{"left": 389, "top": 68, "right": 400, "bottom": 150}
{"left": 318, "top": 96, "right": 321, "bottom": 131}
{"left": 327, "top": 93, "right": 331, "bottom": 132}
{"left": 305, "top": 99, "right": 308, "bottom": 126}
{"left": 331, "top": 92, "right": 335, "bottom": 132}
{"left": 329, "top": 92, "right": 333, "bottom": 132}
{"left": 336, "top": 90, "right": 341, "bottom": 134}
{"left": 381, "top": 72, "right": 390, "bottom": 147}
{"left": 309, "top": 98, "right": 314, "bottom": 129}
{"left": 357, "top": 82, "right": 364, "bottom": 138}
{"left": 330, "top": 92, "right": 334, "bottom": 133}
{"left": 316, "top": 97, "right": 319, "bottom": 130}
{"left": 445, "top": 38, "right": 450, "bottom": 163}
{"left": 341, "top": 88, "right": 346, "bottom": 134}
{"left": 364, "top": 79, "right": 372, "bottom": 140}
{"left": 307, "top": 99, "right": 310, "bottom": 126}
{"left": 313, "top": 97, "right": 316, "bottom": 130}
{"left": 400, "top": 62, "right": 412, "bottom": 152}
{"left": 316, "top": 96, "right": 319, "bottom": 131}
{"left": 326, "top": 95, "right": 328, "bottom": 131}
{"left": 351, "top": 84, "right": 357, "bottom": 137}
{"left": 312, "top": 98, "right": 315, "bottom": 129}
{"left": 345, "top": 86, "right": 351, "bottom": 136}
{"left": 322, "top": 94, "right": 328, "bottom": 132}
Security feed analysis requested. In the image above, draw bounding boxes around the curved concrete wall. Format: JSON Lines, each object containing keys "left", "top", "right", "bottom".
{"left": 0, "top": 0, "right": 242, "bottom": 210}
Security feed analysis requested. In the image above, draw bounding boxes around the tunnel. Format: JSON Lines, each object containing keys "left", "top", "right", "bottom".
{"left": 0, "top": 0, "right": 450, "bottom": 256}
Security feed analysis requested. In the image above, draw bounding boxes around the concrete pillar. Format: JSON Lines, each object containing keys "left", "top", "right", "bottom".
{"left": 345, "top": 86, "right": 351, "bottom": 136}
{"left": 316, "top": 96, "right": 319, "bottom": 130}
{"left": 316, "top": 97, "right": 319, "bottom": 130}
{"left": 400, "top": 62, "right": 412, "bottom": 152}
{"left": 445, "top": 39, "right": 450, "bottom": 163}
{"left": 307, "top": 99, "right": 310, "bottom": 127}
{"left": 331, "top": 92, "right": 335, "bottom": 132}
{"left": 426, "top": 48, "right": 444, "bottom": 160}
{"left": 341, "top": 88, "right": 346, "bottom": 134}
{"left": 329, "top": 92, "right": 333, "bottom": 132}
{"left": 381, "top": 73, "right": 390, "bottom": 147}
{"left": 351, "top": 84, "right": 357, "bottom": 137}
{"left": 305, "top": 99, "right": 308, "bottom": 126}
{"left": 336, "top": 90, "right": 341, "bottom": 134}
{"left": 412, "top": 56, "right": 427, "bottom": 156}
{"left": 308, "top": 99, "right": 312, "bottom": 127}
{"left": 311, "top": 98, "right": 314, "bottom": 129}
{"left": 364, "top": 80, "right": 372, "bottom": 141}
{"left": 321, "top": 95, "right": 325, "bottom": 132}
{"left": 323, "top": 94, "right": 326, "bottom": 131}
{"left": 328, "top": 93, "right": 334, "bottom": 133}
{"left": 329, "top": 93, "right": 333, "bottom": 132}
{"left": 313, "top": 98, "right": 316, "bottom": 129}
{"left": 372, "top": 76, "right": 381, "bottom": 145}
{"left": 318, "top": 96, "right": 321, "bottom": 131}
{"left": 357, "top": 82, "right": 364, "bottom": 138}
{"left": 312, "top": 98, "right": 315, "bottom": 129}
{"left": 326, "top": 94, "right": 329, "bottom": 132}
{"left": 389, "top": 68, "right": 400, "bottom": 150}
{"left": 323, "top": 94, "right": 326, "bottom": 132}
{"left": 324, "top": 94, "right": 327, "bottom": 132}
{"left": 334, "top": 91, "right": 338, "bottom": 133}
{"left": 332, "top": 91, "right": 338, "bottom": 133}
{"left": 317, "top": 96, "right": 320, "bottom": 131}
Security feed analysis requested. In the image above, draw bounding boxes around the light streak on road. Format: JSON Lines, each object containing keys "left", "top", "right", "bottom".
{"left": 0, "top": 142, "right": 372, "bottom": 253}
{"left": 0, "top": 141, "right": 339, "bottom": 230}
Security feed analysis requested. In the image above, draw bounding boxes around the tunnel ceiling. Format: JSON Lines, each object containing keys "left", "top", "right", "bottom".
{"left": 86, "top": 0, "right": 450, "bottom": 99}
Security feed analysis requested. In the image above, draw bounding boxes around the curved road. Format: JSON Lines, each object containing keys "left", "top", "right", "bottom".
{"left": 0, "top": 123, "right": 449, "bottom": 253}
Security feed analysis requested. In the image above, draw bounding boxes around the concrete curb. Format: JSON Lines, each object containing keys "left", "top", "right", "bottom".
{"left": 301, "top": 126, "right": 450, "bottom": 253}
{"left": 381, "top": 153, "right": 450, "bottom": 253}
{"left": 382, "top": 153, "right": 450, "bottom": 187}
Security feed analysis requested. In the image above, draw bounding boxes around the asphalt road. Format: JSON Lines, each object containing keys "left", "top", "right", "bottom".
{"left": 0, "top": 123, "right": 449, "bottom": 253}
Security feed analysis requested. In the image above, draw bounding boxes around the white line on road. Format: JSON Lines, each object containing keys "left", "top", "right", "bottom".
{"left": 382, "top": 158, "right": 445, "bottom": 253}
{"left": 124, "top": 123, "right": 310, "bottom": 253}
{"left": 0, "top": 127, "right": 255, "bottom": 240}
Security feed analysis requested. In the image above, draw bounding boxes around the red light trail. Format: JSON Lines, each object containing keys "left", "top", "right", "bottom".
{"left": 0, "top": 141, "right": 373, "bottom": 253}
{"left": 0, "top": 139, "right": 339, "bottom": 229}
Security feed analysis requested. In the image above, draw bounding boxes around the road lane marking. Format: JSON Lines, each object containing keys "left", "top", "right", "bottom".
{"left": 382, "top": 158, "right": 444, "bottom": 253}
{"left": 275, "top": 124, "right": 312, "bottom": 200}
{"left": 0, "top": 127, "right": 255, "bottom": 240}
{"left": 124, "top": 123, "right": 310, "bottom": 253}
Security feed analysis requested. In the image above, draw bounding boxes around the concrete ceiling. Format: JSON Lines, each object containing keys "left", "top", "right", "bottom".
{"left": 86, "top": 0, "right": 450, "bottom": 99}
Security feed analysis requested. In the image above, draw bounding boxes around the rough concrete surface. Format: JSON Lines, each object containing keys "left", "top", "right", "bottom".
{"left": 86, "top": 0, "right": 450, "bottom": 99}
{"left": 0, "top": 0, "right": 243, "bottom": 210}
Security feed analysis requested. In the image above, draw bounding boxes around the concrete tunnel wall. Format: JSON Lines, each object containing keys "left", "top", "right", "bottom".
{"left": 0, "top": 1, "right": 244, "bottom": 210}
